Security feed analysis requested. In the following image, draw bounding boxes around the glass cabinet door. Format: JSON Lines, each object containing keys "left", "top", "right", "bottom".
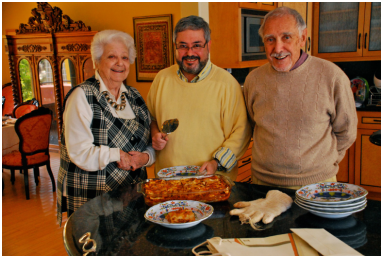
{"left": 19, "top": 59, "right": 35, "bottom": 102}
{"left": 365, "top": 2, "right": 381, "bottom": 53}
{"left": 38, "top": 59, "right": 58, "bottom": 145}
{"left": 61, "top": 58, "right": 77, "bottom": 98}
{"left": 318, "top": 2, "right": 361, "bottom": 54}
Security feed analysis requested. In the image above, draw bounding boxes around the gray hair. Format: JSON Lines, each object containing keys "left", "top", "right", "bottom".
{"left": 173, "top": 15, "right": 211, "bottom": 43}
{"left": 258, "top": 6, "right": 306, "bottom": 40}
{"left": 91, "top": 30, "right": 136, "bottom": 69}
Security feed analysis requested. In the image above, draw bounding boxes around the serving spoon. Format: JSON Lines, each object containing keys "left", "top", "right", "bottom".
{"left": 161, "top": 118, "right": 179, "bottom": 138}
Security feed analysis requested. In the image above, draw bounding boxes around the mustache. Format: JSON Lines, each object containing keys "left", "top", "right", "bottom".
{"left": 182, "top": 55, "right": 200, "bottom": 61}
{"left": 271, "top": 52, "right": 291, "bottom": 58}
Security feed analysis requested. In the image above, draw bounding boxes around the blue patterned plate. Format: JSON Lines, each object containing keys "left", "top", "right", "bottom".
{"left": 296, "top": 182, "right": 368, "bottom": 204}
{"left": 157, "top": 165, "right": 207, "bottom": 178}
{"left": 144, "top": 200, "right": 214, "bottom": 229}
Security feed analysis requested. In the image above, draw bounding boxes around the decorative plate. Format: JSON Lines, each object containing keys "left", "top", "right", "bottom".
{"left": 157, "top": 165, "right": 207, "bottom": 178}
{"left": 295, "top": 195, "right": 367, "bottom": 208}
{"left": 351, "top": 77, "right": 369, "bottom": 107}
{"left": 295, "top": 200, "right": 367, "bottom": 219}
{"left": 295, "top": 197, "right": 367, "bottom": 212}
{"left": 296, "top": 182, "right": 368, "bottom": 204}
{"left": 144, "top": 200, "right": 213, "bottom": 229}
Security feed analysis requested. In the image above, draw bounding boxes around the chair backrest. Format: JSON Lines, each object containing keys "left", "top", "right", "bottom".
{"left": 12, "top": 101, "right": 39, "bottom": 118}
{"left": 2, "top": 83, "right": 14, "bottom": 116}
{"left": 14, "top": 106, "right": 52, "bottom": 155}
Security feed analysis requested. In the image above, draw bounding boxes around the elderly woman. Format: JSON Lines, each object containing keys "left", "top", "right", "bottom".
{"left": 57, "top": 30, "right": 154, "bottom": 225}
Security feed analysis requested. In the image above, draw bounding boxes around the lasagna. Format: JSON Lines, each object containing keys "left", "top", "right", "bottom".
{"left": 142, "top": 175, "right": 232, "bottom": 206}
{"left": 165, "top": 209, "right": 196, "bottom": 223}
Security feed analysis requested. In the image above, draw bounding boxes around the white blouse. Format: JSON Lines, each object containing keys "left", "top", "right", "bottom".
{"left": 63, "top": 71, "right": 155, "bottom": 172}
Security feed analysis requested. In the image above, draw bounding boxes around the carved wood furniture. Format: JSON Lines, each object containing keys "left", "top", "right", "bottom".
{"left": 3, "top": 2, "right": 96, "bottom": 146}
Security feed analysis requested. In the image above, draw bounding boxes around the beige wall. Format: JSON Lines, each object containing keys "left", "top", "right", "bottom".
{"left": 2, "top": 2, "right": 199, "bottom": 101}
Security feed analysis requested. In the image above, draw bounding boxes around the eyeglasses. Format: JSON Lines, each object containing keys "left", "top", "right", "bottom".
{"left": 175, "top": 41, "right": 208, "bottom": 52}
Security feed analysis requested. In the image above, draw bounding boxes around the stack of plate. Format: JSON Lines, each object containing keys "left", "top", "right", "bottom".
{"left": 295, "top": 182, "right": 368, "bottom": 219}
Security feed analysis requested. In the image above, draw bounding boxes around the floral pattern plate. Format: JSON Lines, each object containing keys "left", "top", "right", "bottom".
{"left": 144, "top": 200, "right": 214, "bottom": 229}
{"left": 295, "top": 197, "right": 367, "bottom": 212}
{"left": 296, "top": 182, "right": 368, "bottom": 204}
{"left": 295, "top": 200, "right": 367, "bottom": 219}
{"left": 157, "top": 165, "right": 207, "bottom": 178}
{"left": 295, "top": 195, "right": 367, "bottom": 208}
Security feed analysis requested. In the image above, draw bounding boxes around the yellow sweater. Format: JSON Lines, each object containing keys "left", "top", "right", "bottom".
{"left": 147, "top": 64, "right": 251, "bottom": 175}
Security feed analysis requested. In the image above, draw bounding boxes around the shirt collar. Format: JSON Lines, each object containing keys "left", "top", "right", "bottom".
{"left": 290, "top": 50, "right": 308, "bottom": 71}
{"left": 177, "top": 59, "right": 212, "bottom": 83}
{"left": 95, "top": 70, "right": 128, "bottom": 100}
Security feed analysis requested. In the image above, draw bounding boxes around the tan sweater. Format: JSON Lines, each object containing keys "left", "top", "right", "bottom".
{"left": 244, "top": 55, "right": 357, "bottom": 186}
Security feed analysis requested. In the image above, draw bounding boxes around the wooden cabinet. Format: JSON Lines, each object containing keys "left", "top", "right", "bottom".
{"left": 3, "top": 3, "right": 96, "bottom": 147}
{"left": 354, "top": 111, "right": 381, "bottom": 200}
{"left": 338, "top": 111, "right": 381, "bottom": 200}
{"left": 238, "top": 2, "right": 277, "bottom": 11}
{"left": 236, "top": 140, "right": 253, "bottom": 183}
{"left": 208, "top": 3, "right": 276, "bottom": 69}
{"left": 312, "top": 2, "right": 381, "bottom": 62}
{"left": 278, "top": 2, "right": 313, "bottom": 55}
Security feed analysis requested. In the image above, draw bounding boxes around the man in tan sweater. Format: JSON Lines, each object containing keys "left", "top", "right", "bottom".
{"left": 243, "top": 7, "right": 358, "bottom": 189}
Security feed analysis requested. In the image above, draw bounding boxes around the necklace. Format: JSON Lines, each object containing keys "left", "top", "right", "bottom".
{"left": 102, "top": 91, "right": 126, "bottom": 111}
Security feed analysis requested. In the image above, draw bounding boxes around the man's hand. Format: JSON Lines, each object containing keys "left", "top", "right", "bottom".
{"left": 128, "top": 151, "right": 149, "bottom": 171}
{"left": 151, "top": 121, "right": 169, "bottom": 150}
{"left": 199, "top": 159, "right": 218, "bottom": 175}
{"left": 117, "top": 150, "right": 133, "bottom": 171}
{"left": 152, "top": 132, "right": 168, "bottom": 150}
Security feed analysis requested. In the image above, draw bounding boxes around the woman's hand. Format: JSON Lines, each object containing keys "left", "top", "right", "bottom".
{"left": 117, "top": 150, "right": 133, "bottom": 171}
{"left": 128, "top": 151, "right": 149, "bottom": 171}
{"left": 152, "top": 132, "right": 168, "bottom": 150}
{"left": 199, "top": 160, "right": 218, "bottom": 175}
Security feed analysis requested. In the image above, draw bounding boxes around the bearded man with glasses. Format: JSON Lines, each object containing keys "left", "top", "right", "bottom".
{"left": 147, "top": 15, "right": 251, "bottom": 180}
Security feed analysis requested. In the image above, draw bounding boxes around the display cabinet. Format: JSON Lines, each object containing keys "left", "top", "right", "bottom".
{"left": 312, "top": 2, "right": 381, "bottom": 62}
{"left": 3, "top": 2, "right": 96, "bottom": 147}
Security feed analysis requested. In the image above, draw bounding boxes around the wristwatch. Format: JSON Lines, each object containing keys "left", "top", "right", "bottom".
{"left": 214, "top": 158, "right": 226, "bottom": 171}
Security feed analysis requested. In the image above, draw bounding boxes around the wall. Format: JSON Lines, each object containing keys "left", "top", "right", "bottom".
{"left": 2, "top": 2, "right": 199, "bottom": 101}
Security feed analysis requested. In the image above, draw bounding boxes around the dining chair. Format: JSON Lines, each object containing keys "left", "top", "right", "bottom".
{"left": 2, "top": 83, "right": 14, "bottom": 116}
{"left": 2, "top": 106, "right": 56, "bottom": 200}
{"left": 12, "top": 99, "right": 39, "bottom": 118}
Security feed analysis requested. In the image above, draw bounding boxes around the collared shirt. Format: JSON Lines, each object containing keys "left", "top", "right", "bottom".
{"left": 177, "top": 59, "right": 213, "bottom": 83}
{"left": 290, "top": 50, "right": 309, "bottom": 71}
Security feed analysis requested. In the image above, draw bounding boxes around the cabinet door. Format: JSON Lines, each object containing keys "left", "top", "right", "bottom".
{"left": 239, "top": 2, "right": 277, "bottom": 11}
{"left": 313, "top": 2, "right": 365, "bottom": 58}
{"left": 362, "top": 2, "right": 381, "bottom": 57}
{"left": 355, "top": 129, "right": 381, "bottom": 193}
{"left": 279, "top": 2, "right": 313, "bottom": 55}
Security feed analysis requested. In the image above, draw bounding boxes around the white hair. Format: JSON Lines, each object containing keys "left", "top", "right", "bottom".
{"left": 91, "top": 30, "right": 136, "bottom": 69}
{"left": 258, "top": 6, "right": 307, "bottom": 40}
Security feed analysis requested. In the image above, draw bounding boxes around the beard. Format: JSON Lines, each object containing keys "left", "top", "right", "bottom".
{"left": 270, "top": 52, "right": 292, "bottom": 72}
{"left": 176, "top": 55, "right": 208, "bottom": 75}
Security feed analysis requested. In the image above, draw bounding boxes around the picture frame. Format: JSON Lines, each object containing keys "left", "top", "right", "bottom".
{"left": 133, "top": 14, "right": 173, "bottom": 82}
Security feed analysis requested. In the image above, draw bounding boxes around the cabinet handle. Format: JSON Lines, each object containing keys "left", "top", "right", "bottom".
{"left": 364, "top": 33, "right": 367, "bottom": 49}
{"left": 373, "top": 119, "right": 381, "bottom": 122}
{"left": 308, "top": 37, "right": 311, "bottom": 52}
{"left": 358, "top": 33, "right": 361, "bottom": 49}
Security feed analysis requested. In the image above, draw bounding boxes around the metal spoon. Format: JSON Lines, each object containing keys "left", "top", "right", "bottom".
{"left": 161, "top": 118, "right": 179, "bottom": 137}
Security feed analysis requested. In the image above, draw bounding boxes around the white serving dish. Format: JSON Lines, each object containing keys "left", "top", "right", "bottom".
{"left": 295, "top": 195, "right": 367, "bottom": 208}
{"left": 295, "top": 200, "right": 367, "bottom": 219}
{"left": 157, "top": 165, "right": 207, "bottom": 178}
{"left": 144, "top": 200, "right": 213, "bottom": 229}
{"left": 295, "top": 197, "right": 367, "bottom": 212}
{"left": 296, "top": 182, "right": 368, "bottom": 204}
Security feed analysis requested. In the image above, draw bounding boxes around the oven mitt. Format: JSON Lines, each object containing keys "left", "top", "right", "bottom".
{"left": 229, "top": 190, "right": 293, "bottom": 227}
